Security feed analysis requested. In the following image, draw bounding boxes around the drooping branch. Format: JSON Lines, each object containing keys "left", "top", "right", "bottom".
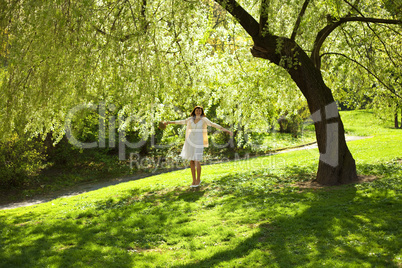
{"left": 214, "top": 0, "right": 260, "bottom": 38}
{"left": 290, "top": 0, "right": 310, "bottom": 41}
{"left": 259, "top": 0, "right": 269, "bottom": 36}
{"left": 341, "top": 1, "right": 400, "bottom": 68}
{"left": 127, "top": 0, "right": 138, "bottom": 29}
{"left": 365, "top": 24, "right": 398, "bottom": 67}
{"left": 94, "top": 0, "right": 149, "bottom": 42}
{"left": 110, "top": 4, "right": 125, "bottom": 31}
{"left": 141, "top": 0, "right": 148, "bottom": 32}
{"left": 321, "top": 52, "right": 402, "bottom": 100}
{"left": 171, "top": 18, "right": 193, "bottom": 85}
{"left": 93, "top": 25, "right": 134, "bottom": 42}
{"left": 342, "top": 0, "right": 364, "bottom": 17}
{"left": 312, "top": 16, "right": 402, "bottom": 69}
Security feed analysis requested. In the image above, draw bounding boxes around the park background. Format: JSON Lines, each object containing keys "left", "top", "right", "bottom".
{"left": 0, "top": 0, "right": 401, "bottom": 267}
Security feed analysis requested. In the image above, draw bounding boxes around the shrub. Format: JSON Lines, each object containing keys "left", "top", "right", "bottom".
{"left": 0, "top": 135, "right": 47, "bottom": 188}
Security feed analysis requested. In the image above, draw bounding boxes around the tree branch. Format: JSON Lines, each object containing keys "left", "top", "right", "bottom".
{"left": 341, "top": 1, "right": 399, "bottom": 68}
{"left": 127, "top": 0, "right": 138, "bottom": 30}
{"left": 312, "top": 16, "right": 402, "bottom": 69}
{"left": 232, "top": 24, "right": 246, "bottom": 74}
{"left": 342, "top": 0, "right": 364, "bottom": 17}
{"left": 291, "top": 0, "right": 310, "bottom": 41}
{"left": 321, "top": 52, "right": 402, "bottom": 100}
{"left": 110, "top": 4, "right": 125, "bottom": 31}
{"left": 214, "top": 0, "right": 260, "bottom": 38}
{"left": 365, "top": 23, "right": 398, "bottom": 67}
{"left": 92, "top": 25, "right": 134, "bottom": 42}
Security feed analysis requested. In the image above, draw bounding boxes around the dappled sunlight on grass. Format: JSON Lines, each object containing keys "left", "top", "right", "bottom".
{"left": 1, "top": 157, "right": 400, "bottom": 267}
{"left": 0, "top": 110, "right": 401, "bottom": 267}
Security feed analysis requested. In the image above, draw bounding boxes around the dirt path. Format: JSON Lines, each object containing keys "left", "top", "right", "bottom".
{"left": 0, "top": 136, "right": 370, "bottom": 210}
{"left": 0, "top": 171, "right": 173, "bottom": 211}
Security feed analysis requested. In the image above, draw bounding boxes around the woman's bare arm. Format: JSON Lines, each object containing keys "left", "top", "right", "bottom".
{"left": 203, "top": 118, "right": 233, "bottom": 136}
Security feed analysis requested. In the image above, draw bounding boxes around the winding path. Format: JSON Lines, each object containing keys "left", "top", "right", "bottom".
{"left": 0, "top": 136, "right": 370, "bottom": 210}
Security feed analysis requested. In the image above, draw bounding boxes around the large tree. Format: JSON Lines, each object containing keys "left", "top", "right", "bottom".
{"left": 1, "top": 0, "right": 401, "bottom": 185}
{"left": 210, "top": 0, "right": 401, "bottom": 185}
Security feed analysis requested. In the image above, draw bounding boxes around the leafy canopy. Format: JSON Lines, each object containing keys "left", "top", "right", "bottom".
{"left": 0, "top": 0, "right": 400, "bottom": 142}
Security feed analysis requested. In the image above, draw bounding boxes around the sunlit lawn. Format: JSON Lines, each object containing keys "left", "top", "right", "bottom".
{"left": 0, "top": 110, "right": 401, "bottom": 267}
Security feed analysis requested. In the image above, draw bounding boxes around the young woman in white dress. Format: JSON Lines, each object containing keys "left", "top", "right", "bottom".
{"left": 163, "top": 106, "right": 233, "bottom": 187}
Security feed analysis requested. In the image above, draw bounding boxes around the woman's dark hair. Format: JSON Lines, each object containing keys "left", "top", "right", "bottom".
{"left": 190, "top": 106, "right": 205, "bottom": 117}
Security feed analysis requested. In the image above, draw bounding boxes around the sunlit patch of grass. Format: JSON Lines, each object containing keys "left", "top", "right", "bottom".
{"left": 340, "top": 109, "right": 393, "bottom": 136}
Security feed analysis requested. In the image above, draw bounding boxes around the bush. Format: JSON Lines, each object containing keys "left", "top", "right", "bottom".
{"left": 277, "top": 108, "right": 310, "bottom": 137}
{"left": 0, "top": 135, "right": 47, "bottom": 188}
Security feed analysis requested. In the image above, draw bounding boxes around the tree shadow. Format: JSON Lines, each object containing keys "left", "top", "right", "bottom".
{"left": 172, "top": 186, "right": 400, "bottom": 267}
{"left": 171, "top": 162, "right": 401, "bottom": 267}
{"left": 0, "top": 162, "right": 400, "bottom": 267}
{"left": 0, "top": 185, "right": 209, "bottom": 267}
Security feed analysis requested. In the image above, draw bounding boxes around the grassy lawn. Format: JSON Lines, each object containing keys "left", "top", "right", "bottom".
{"left": 0, "top": 110, "right": 401, "bottom": 267}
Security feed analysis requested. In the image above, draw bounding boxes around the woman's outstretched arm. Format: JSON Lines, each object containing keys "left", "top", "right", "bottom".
{"left": 203, "top": 118, "right": 233, "bottom": 136}
{"left": 163, "top": 118, "right": 189, "bottom": 126}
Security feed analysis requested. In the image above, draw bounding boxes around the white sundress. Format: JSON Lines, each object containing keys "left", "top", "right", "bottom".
{"left": 180, "top": 118, "right": 205, "bottom": 161}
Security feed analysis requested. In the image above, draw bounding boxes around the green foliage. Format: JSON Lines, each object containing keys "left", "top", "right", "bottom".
{"left": 383, "top": 0, "right": 402, "bottom": 19}
{"left": 319, "top": 1, "right": 402, "bottom": 121}
{"left": 69, "top": 108, "right": 100, "bottom": 143}
{"left": 1, "top": 0, "right": 398, "bottom": 144}
{"left": 0, "top": 135, "right": 46, "bottom": 188}
{"left": 0, "top": 0, "right": 401, "bottom": 191}
{"left": 1, "top": 0, "right": 211, "bottom": 140}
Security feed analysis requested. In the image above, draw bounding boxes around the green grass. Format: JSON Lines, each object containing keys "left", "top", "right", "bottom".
{"left": 0, "top": 110, "right": 401, "bottom": 267}
{"left": 341, "top": 109, "right": 390, "bottom": 136}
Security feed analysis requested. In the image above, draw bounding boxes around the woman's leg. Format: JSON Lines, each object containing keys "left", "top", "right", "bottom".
{"left": 190, "top": 160, "right": 196, "bottom": 185}
{"left": 195, "top": 161, "right": 201, "bottom": 184}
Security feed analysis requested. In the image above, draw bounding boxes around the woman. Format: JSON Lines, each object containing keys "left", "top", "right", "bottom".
{"left": 163, "top": 106, "right": 233, "bottom": 187}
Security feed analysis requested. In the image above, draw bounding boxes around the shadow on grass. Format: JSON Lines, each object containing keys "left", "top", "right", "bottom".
{"left": 173, "top": 188, "right": 400, "bottom": 267}
{"left": 0, "top": 163, "right": 400, "bottom": 267}
{"left": 171, "top": 163, "right": 401, "bottom": 267}
{"left": 0, "top": 186, "right": 207, "bottom": 267}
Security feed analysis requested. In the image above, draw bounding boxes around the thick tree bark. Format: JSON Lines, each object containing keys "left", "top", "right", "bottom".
{"left": 251, "top": 36, "right": 358, "bottom": 185}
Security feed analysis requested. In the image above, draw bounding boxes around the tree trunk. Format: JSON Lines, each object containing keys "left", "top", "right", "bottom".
{"left": 395, "top": 110, "right": 399, "bottom": 129}
{"left": 251, "top": 36, "right": 358, "bottom": 185}
{"left": 213, "top": 0, "right": 358, "bottom": 185}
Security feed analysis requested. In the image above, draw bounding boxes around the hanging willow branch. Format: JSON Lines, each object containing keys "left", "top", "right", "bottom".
{"left": 321, "top": 52, "right": 402, "bottom": 100}
{"left": 312, "top": 16, "right": 402, "bottom": 69}
{"left": 291, "top": 0, "right": 311, "bottom": 41}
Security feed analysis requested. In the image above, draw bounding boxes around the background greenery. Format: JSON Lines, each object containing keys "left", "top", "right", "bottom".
{"left": 0, "top": 0, "right": 401, "bottom": 264}
{"left": 1, "top": 0, "right": 401, "bottom": 189}
{"left": 1, "top": 0, "right": 401, "bottom": 141}
{"left": 0, "top": 109, "right": 399, "bottom": 204}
